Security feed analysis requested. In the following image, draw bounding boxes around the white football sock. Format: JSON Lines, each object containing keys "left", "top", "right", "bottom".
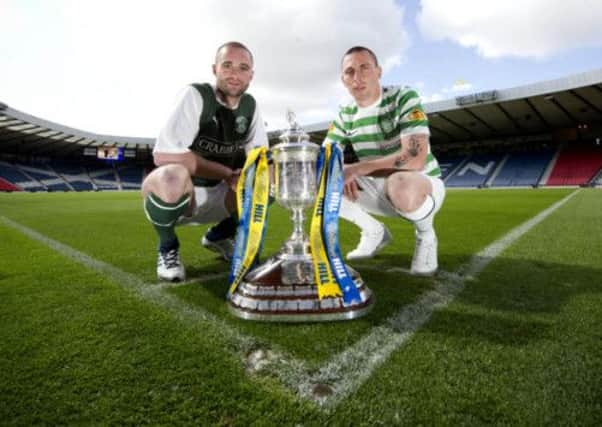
{"left": 400, "top": 195, "right": 436, "bottom": 239}
{"left": 339, "top": 198, "right": 382, "bottom": 233}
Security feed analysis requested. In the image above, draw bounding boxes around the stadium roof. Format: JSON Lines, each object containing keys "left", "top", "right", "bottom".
{"left": 0, "top": 103, "right": 153, "bottom": 159}
{"left": 2, "top": 68, "right": 602, "bottom": 158}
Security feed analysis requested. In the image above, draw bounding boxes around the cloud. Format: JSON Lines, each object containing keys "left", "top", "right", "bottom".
{"left": 420, "top": 92, "right": 445, "bottom": 103}
{"left": 417, "top": 0, "right": 602, "bottom": 59}
{"left": 1, "top": 0, "right": 409, "bottom": 136}
{"left": 195, "top": 0, "right": 409, "bottom": 130}
{"left": 411, "top": 78, "right": 474, "bottom": 105}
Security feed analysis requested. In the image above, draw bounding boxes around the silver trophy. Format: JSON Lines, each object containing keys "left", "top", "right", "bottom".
{"left": 273, "top": 111, "right": 319, "bottom": 285}
{"left": 228, "top": 111, "right": 374, "bottom": 322}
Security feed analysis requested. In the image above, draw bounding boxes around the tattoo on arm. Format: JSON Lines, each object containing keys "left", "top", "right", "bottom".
{"left": 407, "top": 135, "right": 423, "bottom": 158}
{"left": 394, "top": 154, "right": 408, "bottom": 169}
{"left": 394, "top": 135, "right": 424, "bottom": 169}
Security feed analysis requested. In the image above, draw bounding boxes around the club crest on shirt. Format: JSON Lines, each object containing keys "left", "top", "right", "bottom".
{"left": 408, "top": 108, "right": 427, "bottom": 121}
{"left": 379, "top": 118, "right": 394, "bottom": 134}
{"left": 235, "top": 116, "right": 248, "bottom": 134}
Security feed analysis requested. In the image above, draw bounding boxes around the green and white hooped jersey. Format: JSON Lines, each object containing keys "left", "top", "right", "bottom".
{"left": 326, "top": 86, "right": 441, "bottom": 178}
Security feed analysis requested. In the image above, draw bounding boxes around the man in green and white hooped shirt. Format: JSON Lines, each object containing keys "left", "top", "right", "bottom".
{"left": 142, "top": 42, "right": 268, "bottom": 281}
{"left": 325, "top": 46, "right": 445, "bottom": 275}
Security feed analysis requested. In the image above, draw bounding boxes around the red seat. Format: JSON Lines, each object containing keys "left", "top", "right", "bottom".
{"left": 0, "top": 177, "right": 22, "bottom": 191}
{"left": 547, "top": 144, "right": 602, "bottom": 186}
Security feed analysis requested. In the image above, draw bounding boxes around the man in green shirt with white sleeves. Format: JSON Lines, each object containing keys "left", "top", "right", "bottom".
{"left": 325, "top": 46, "right": 445, "bottom": 275}
{"left": 142, "top": 41, "right": 268, "bottom": 281}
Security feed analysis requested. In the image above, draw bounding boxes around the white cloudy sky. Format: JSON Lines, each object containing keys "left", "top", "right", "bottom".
{"left": 2, "top": 0, "right": 602, "bottom": 137}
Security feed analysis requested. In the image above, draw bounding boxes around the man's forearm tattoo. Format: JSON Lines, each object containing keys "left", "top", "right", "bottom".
{"left": 394, "top": 135, "right": 423, "bottom": 169}
{"left": 407, "top": 135, "right": 423, "bottom": 158}
{"left": 394, "top": 154, "right": 408, "bottom": 169}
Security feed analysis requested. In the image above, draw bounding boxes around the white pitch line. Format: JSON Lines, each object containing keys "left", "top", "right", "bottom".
{"left": 281, "top": 189, "right": 580, "bottom": 408}
{"left": 0, "top": 216, "right": 261, "bottom": 356}
{"left": 0, "top": 189, "right": 579, "bottom": 411}
{"left": 153, "top": 272, "right": 229, "bottom": 290}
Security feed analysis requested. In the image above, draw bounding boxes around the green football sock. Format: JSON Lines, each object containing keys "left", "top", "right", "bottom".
{"left": 144, "top": 193, "right": 191, "bottom": 251}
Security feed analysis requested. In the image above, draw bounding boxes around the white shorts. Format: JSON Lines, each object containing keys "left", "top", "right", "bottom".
{"left": 177, "top": 181, "right": 230, "bottom": 225}
{"left": 354, "top": 175, "right": 445, "bottom": 218}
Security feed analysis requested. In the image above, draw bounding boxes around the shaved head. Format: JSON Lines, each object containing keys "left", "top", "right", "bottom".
{"left": 342, "top": 46, "right": 379, "bottom": 68}
{"left": 215, "top": 41, "right": 254, "bottom": 65}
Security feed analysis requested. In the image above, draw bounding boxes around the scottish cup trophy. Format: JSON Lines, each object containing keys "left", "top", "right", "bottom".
{"left": 228, "top": 111, "right": 374, "bottom": 321}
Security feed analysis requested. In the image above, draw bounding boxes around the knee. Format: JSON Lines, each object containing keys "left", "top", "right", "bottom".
{"left": 386, "top": 174, "right": 431, "bottom": 213}
{"left": 142, "top": 164, "right": 192, "bottom": 203}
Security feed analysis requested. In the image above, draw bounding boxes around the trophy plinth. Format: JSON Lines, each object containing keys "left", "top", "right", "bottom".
{"left": 228, "top": 112, "right": 374, "bottom": 322}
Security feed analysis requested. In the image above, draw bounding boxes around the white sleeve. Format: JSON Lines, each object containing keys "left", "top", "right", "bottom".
{"left": 244, "top": 104, "right": 269, "bottom": 153}
{"left": 153, "top": 86, "right": 203, "bottom": 154}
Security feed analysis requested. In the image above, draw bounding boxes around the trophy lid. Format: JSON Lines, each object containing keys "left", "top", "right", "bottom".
{"left": 277, "top": 109, "right": 311, "bottom": 146}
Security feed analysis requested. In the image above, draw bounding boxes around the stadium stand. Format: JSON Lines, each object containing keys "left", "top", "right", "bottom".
{"left": 547, "top": 143, "right": 602, "bottom": 186}
{"left": 0, "top": 158, "right": 145, "bottom": 192}
{"left": 0, "top": 177, "right": 21, "bottom": 191}
{"left": 0, "top": 161, "right": 33, "bottom": 190}
{"left": 51, "top": 160, "right": 94, "bottom": 191}
{"left": 437, "top": 155, "right": 468, "bottom": 180}
{"left": 591, "top": 168, "right": 602, "bottom": 186}
{"left": 491, "top": 149, "right": 555, "bottom": 187}
{"left": 86, "top": 163, "right": 119, "bottom": 190}
{"left": 444, "top": 153, "right": 503, "bottom": 187}
{"left": 16, "top": 162, "right": 71, "bottom": 191}
{"left": 0, "top": 162, "right": 45, "bottom": 191}
{"left": 117, "top": 165, "right": 144, "bottom": 189}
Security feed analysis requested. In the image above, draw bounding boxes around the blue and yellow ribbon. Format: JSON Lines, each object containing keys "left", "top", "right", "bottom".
{"left": 322, "top": 143, "right": 361, "bottom": 305}
{"left": 310, "top": 144, "right": 342, "bottom": 299}
{"left": 228, "top": 147, "right": 269, "bottom": 296}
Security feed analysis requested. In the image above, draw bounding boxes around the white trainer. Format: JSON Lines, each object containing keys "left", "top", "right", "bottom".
{"left": 201, "top": 236, "right": 235, "bottom": 261}
{"left": 346, "top": 225, "right": 392, "bottom": 260}
{"left": 157, "top": 248, "right": 186, "bottom": 282}
{"left": 411, "top": 232, "right": 438, "bottom": 276}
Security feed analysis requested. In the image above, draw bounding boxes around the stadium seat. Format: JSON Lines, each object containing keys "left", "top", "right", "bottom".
{"left": 492, "top": 149, "right": 554, "bottom": 187}
{"left": 547, "top": 143, "right": 602, "bottom": 186}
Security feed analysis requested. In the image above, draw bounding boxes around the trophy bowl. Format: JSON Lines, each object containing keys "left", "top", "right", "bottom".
{"left": 272, "top": 142, "right": 318, "bottom": 211}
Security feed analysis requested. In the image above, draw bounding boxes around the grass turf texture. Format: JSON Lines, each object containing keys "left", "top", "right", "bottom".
{"left": 0, "top": 188, "right": 600, "bottom": 424}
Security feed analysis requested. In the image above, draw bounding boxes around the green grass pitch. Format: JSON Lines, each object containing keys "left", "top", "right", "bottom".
{"left": 0, "top": 188, "right": 600, "bottom": 425}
